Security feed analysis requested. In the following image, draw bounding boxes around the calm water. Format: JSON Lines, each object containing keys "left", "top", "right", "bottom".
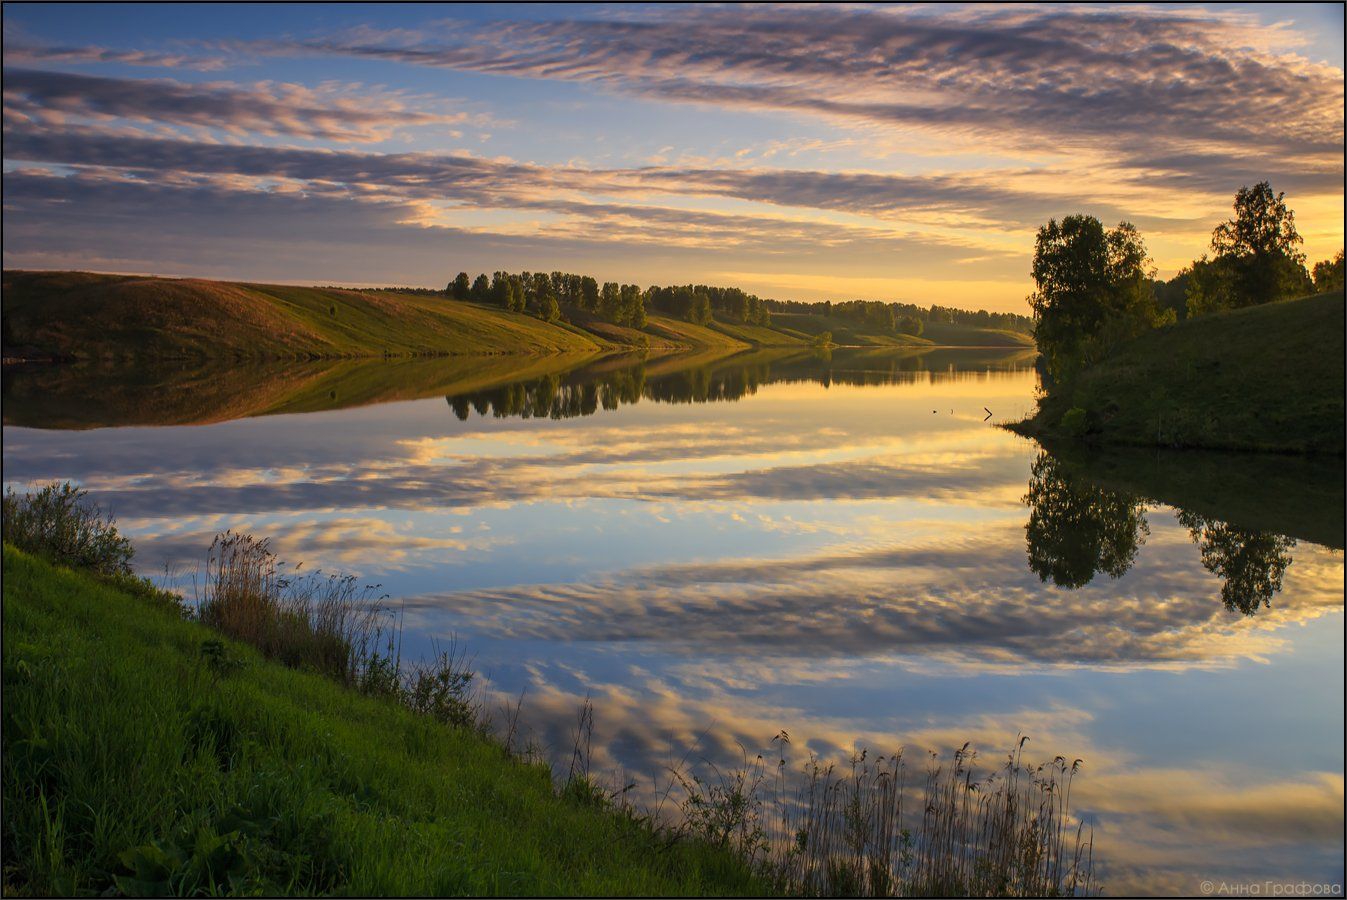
{"left": 4, "top": 348, "right": 1343, "bottom": 895}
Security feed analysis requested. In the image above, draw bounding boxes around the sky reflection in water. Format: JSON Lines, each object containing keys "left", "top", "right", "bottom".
{"left": 3, "top": 349, "right": 1342, "bottom": 895}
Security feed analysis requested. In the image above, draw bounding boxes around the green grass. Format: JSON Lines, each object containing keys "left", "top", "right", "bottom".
{"left": 918, "top": 321, "right": 1035, "bottom": 347}
{"left": 767, "top": 313, "right": 930, "bottom": 347}
{"left": 764, "top": 313, "right": 1034, "bottom": 349}
{"left": 1013, "top": 291, "right": 1346, "bottom": 454}
{"left": 1, "top": 271, "right": 609, "bottom": 360}
{"left": 705, "top": 320, "right": 809, "bottom": 346}
{"left": 1, "top": 545, "right": 767, "bottom": 896}
{"left": 2, "top": 271, "right": 834, "bottom": 361}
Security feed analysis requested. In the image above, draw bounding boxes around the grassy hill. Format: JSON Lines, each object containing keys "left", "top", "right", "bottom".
{"left": 767, "top": 311, "right": 1033, "bottom": 348}
{"left": 1, "top": 545, "right": 764, "bottom": 896}
{"left": 919, "top": 321, "right": 1035, "bottom": 347}
{"left": 1, "top": 271, "right": 608, "bottom": 360}
{"left": 1012, "top": 291, "right": 1345, "bottom": 454}
{"left": 2, "top": 271, "right": 1037, "bottom": 360}
{"left": 0, "top": 271, "right": 819, "bottom": 361}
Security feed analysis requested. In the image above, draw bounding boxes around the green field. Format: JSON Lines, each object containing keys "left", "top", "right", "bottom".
{"left": 2, "top": 271, "right": 1037, "bottom": 361}
{"left": 1012, "top": 291, "right": 1345, "bottom": 454}
{"left": 1, "top": 545, "right": 764, "bottom": 896}
{"left": 766, "top": 312, "right": 1032, "bottom": 348}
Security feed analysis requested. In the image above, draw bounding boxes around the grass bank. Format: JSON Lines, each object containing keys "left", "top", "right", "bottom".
{"left": 3, "top": 483, "right": 1098, "bottom": 897}
{"left": 1011, "top": 291, "right": 1345, "bottom": 454}
{"left": 1, "top": 544, "right": 768, "bottom": 896}
{"left": 0, "top": 271, "right": 801, "bottom": 361}
{"left": 2, "top": 270, "right": 1037, "bottom": 362}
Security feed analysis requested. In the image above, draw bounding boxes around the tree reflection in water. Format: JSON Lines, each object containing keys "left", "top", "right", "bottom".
{"left": 1023, "top": 451, "right": 1149, "bottom": 589}
{"left": 1175, "top": 511, "right": 1296, "bottom": 615}
{"left": 1023, "top": 451, "right": 1298, "bottom": 614}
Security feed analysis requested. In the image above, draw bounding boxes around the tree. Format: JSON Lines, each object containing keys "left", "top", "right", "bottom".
{"left": 471, "top": 273, "right": 490, "bottom": 302}
{"left": 1201, "top": 181, "right": 1311, "bottom": 311}
{"left": 1176, "top": 511, "right": 1295, "bottom": 615}
{"left": 1312, "top": 250, "right": 1344, "bottom": 293}
{"left": 689, "top": 289, "right": 712, "bottom": 325}
{"left": 1023, "top": 452, "right": 1150, "bottom": 589}
{"left": 599, "top": 282, "right": 621, "bottom": 321}
{"left": 897, "top": 315, "right": 923, "bottom": 337}
{"left": 449, "top": 272, "right": 471, "bottom": 300}
{"left": 620, "top": 284, "right": 646, "bottom": 328}
{"left": 580, "top": 276, "right": 600, "bottom": 311}
{"left": 507, "top": 276, "right": 526, "bottom": 313}
{"left": 1029, "top": 215, "right": 1170, "bottom": 382}
{"left": 538, "top": 292, "right": 561, "bottom": 323}
{"left": 531, "top": 272, "right": 553, "bottom": 314}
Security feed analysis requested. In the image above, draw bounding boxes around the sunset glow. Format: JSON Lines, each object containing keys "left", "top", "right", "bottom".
{"left": 3, "top": 3, "right": 1343, "bottom": 311}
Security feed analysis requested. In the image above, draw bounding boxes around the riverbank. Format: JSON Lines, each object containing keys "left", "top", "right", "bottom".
{"left": 2, "top": 481, "right": 1096, "bottom": 897}
{"left": 1, "top": 270, "right": 1035, "bottom": 362}
{"left": 1, "top": 544, "right": 769, "bottom": 896}
{"left": 1009, "top": 291, "right": 1345, "bottom": 455}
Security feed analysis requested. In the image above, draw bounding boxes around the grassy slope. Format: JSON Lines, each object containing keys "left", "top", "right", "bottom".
{"left": 767, "top": 312, "right": 1033, "bottom": 348}
{"left": 919, "top": 322, "right": 1035, "bottom": 348}
{"left": 768, "top": 312, "right": 930, "bottom": 347}
{"left": 2, "top": 271, "right": 834, "bottom": 361}
{"left": 1, "top": 546, "right": 764, "bottom": 897}
{"left": 706, "top": 320, "right": 809, "bottom": 346}
{"left": 2, "top": 270, "right": 1033, "bottom": 359}
{"left": 1014, "top": 291, "right": 1346, "bottom": 454}
{"left": 2, "top": 271, "right": 607, "bottom": 360}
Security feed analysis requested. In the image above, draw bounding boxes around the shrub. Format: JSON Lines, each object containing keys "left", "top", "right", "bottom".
{"left": 196, "top": 532, "right": 391, "bottom": 686}
{"left": 2, "top": 481, "right": 134, "bottom": 576}
{"left": 1060, "top": 406, "right": 1091, "bottom": 438}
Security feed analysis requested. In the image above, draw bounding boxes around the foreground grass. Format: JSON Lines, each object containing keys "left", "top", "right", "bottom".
{"left": 1012, "top": 291, "right": 1345, "bottom": 454}
{"left": 1, "top": 545, "right": 767, "bottom": 896}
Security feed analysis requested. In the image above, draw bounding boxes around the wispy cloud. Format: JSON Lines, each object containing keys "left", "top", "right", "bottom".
{"left": 2, "top": 68, "right": 473, "bottom": 143}
{"left": 276, "top": 6, "right": 1342, "bottom": 163}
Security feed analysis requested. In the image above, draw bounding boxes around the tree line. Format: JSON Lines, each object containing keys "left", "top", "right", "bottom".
{"left": 442, "top": 269, "right": 1032, "bottom": 335}
{"left": 1030, "top": 181, "right": 1345, "bottom": 382}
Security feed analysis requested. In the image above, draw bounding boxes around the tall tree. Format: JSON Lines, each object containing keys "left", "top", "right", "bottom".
{"left": 580, "top": 276, "right": 600, "bottom": 311}
{"left": 471, "top": 273, "right": 490, "bottom": 302}
{"left": 1312, "top": 250, "right": 1344, "bottom": 293}
{"left": 1029, "top": 215, "right": 1169, "bottom": 382}
{"left": 449, "top": 272, "right": 471, "bottom": 300}
{"left": 1191, "top": 181, "right": 1311, "bottom": 313}
{"left": 620, "top": 284, "right": 646, "bottom": 328}
{"left": 689, "top": 289, "right": 712, "bottom": 325}
{"left": 599, "top": 282, "right": 622, "bottom": 321}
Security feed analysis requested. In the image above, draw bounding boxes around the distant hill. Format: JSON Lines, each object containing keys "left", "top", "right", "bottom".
{"left": 2, "top": 271, "right": 1035, "bottom": 361}
{"left": 769, "top": 311, "right": 1034, "bottom": 348}
{"left": 1011, "top": 291, "right": 1345, "bottom": 454}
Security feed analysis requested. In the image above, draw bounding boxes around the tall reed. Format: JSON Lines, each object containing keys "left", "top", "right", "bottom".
{"left": 670, "top": 734, "right": 1095, "bottom": 897}
{"left": 196, "top": 531, "right": 391, "bottom": 685}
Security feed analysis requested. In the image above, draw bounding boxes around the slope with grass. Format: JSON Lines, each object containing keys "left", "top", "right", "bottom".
{"left": 767, "top": 311, "right": 931, "bottom": 347}
{"left": 2, "top": 271, "right": 831, "bottom": 361}
{"left": 1, "top": 271, "right": 610, "bottom": 360}
{"left": 1, "top": 545, "right": 765, "bottom": 896}
{"left": 1012, "top": 291, "right": 1346, "bottom": 454}
{"left": 765, "top": 311, "right": 1034, "bottom": 348}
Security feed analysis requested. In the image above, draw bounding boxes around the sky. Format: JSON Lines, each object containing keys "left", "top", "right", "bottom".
{"left": 2, "top": 2, "right": 1344, "bottom": 313}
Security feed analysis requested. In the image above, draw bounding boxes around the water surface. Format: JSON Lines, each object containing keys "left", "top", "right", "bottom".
{"left": 4, "top": 347, "right": 1343, "bottom": 895}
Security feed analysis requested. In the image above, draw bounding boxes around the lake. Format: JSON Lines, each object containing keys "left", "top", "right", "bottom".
{"left": 3, "top": 347, "right": 1343, "bottom": 895}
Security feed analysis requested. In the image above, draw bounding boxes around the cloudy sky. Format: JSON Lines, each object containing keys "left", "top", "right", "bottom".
{"left": 3, "top": 2, "right": 1343, "bottom": 311}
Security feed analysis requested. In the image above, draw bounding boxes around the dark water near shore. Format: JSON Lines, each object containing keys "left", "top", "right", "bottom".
{"left": 4, "top": 347, "right": 1343, "bottom": 895}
